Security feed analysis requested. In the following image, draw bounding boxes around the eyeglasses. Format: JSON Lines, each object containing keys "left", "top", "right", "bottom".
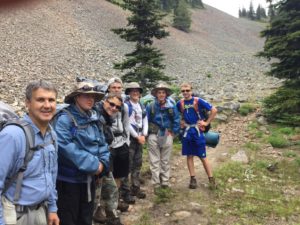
{"left": 106, "top": 100, "right": 122, "bottom": 111}
{"left": 181, "top": 89, "right": 191, "bottom": 93}
{"left": 80, "top": 85, "right": 103, "bottom": 92}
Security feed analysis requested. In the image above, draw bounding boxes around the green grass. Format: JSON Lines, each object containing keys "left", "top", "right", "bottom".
{"left": 134, "top": 212, "right": 153, "bottom": 225}
{"left": 154, "top": 186, "right": 175, "bottom": 204}
{"left": 210, "top": 159, "right": 300, "bottom": 224}
{"left": 244, "top": 142, "right": 261, "bottom": 152}
{"left": 268, "top": 134, "right": 290, "bottom": 148}
{"left": 238, "top": 103, "right": 256, "bottom": 116}
{"left": 283, "top": 151, "right": 297, "bottom": 158}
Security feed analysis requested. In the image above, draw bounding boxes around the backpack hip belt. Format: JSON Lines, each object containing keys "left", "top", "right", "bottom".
{"left": 183, "top": 123, "right": 200, "bottom": 138}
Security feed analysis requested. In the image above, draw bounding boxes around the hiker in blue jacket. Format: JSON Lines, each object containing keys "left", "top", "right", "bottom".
{"left": 0, "top": 80, "right": 59, "bottom": 225}
{"left": 53, "top": 80, "right": 109, "bottom": 225}
{"left": 176, "top": 82, "right": 217, "bottom": 189}
{"left": 147, "top": 83, "right": 180, "bottom": 191}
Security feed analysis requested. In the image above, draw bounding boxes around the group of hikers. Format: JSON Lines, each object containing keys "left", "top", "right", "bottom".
{"left": 0, "top": 77, "right": 217, "bottom": 225}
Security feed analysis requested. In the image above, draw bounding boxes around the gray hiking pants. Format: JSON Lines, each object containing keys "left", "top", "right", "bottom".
{"left": 120, "top": 137, "right": 143, "bottom": 194}
{"left": 148, "top": 133, "right": 173, "bottom": 187}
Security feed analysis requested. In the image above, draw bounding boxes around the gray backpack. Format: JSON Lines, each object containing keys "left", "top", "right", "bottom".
{"left": 0, "top": 101, "right": 55, "bottom": 204}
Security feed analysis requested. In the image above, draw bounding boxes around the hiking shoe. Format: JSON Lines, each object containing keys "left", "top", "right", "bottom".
{"left": 122, "top": 193, "right": 136, "bottom": 204}
{"left": 131, "top": 186, "right": 146, "bottom": 199}
{"left": 93, "top": 206, "right": 106, "bottom": 223}
{"left": 189, "top": 177, "right": 197, "bottom": 189}
{"left": 117, "top": 200, "right": 129, "bottom": 212}
{"left": 106, "top": 217, "right": 123, "bottom": 225}
{"left": 208, "top": 177, "right": 217, "bottom": 190}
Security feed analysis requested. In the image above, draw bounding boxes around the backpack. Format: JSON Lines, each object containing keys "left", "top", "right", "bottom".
{"left": 179, "top": 97, "right": 211, "bottom": 132}
{"left": 52, "top": 103, "right": 113, "bottom": 144}
{"left": 124, "top": 97, "right": 147, "bottom": 119}
{"left": 0, "top": 101, "right": 55, "bottom": 204}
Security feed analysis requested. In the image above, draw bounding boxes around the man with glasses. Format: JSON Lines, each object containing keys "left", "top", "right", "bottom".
{"left": 93, "top": 77, "right": 131, "bottom": 225}
{"left": 176, "top": 83, "right": 217, "bottom": 189}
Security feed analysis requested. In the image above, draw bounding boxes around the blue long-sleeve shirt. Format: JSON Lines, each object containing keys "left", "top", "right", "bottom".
{"left": 0, "top": 114, "right": 58, "bottom": 225}
{"left": 146, "top": 97, "right": 180, "bottom": 135}
{"left": 54, "top": 104, "right": 110, "bottom": 183}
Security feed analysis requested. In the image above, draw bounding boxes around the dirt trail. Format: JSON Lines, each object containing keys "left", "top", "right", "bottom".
{"left": 118, "top": 113, "right": 254, "bottom": 225}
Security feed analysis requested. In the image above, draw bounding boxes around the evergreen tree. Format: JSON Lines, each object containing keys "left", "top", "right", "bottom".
{"left": 241, "top": 7, "right": 247, "bottom": 17}
{"left": 256, "top": 4, "right": 261, "bottom": 20}
{"left": 112, "top": 0, "right": 171, "bottom": 90}
{"left": 260, "top": 7, "right": 267, "bottom": 18}
{"left": 238, "top": 8, "right": 242, "bottom": 18}
{"left": 267, "top": 0, "right": 276, "bottom": 19}
{"left": 257, "top": 0, "right": 300, "bottom": 125}
{"left": 160, "top": 0, "right": 175, "bottom": 11}
{"left": 173, "top": 0, "right": 191, "bottom": 32}
{"left": 190, "top": 0, "right": 204, "bottom": 9}
{"left": 248, "top": 1, "right": 255, "bottom": 20}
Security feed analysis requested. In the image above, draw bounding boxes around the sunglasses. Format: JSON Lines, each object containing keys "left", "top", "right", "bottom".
{"left": 80, "top": 85, "right": 103, "bottom": 92}
{"left": 106, "top": 100, "right": 122, "bottom": 111}
{"left": 181, "top": 89, "right": 191, "bottom": 93}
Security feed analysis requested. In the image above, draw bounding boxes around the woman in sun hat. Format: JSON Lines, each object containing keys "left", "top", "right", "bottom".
{"left": 53, "top": 79, "right": 110, "bottom": 225}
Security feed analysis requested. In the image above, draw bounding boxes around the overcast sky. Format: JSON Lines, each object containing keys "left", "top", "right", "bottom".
{"left": 203, "top": 0, "right": 269, "bottom": 18}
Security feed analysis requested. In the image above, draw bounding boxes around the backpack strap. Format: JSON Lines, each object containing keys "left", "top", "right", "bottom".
{"left": 3, "top": 120, "right": 55, "bottom": 204}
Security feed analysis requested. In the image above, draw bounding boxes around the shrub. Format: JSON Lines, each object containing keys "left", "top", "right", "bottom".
{"left": 239, "top": 103, "right": 256, "bottom": 116}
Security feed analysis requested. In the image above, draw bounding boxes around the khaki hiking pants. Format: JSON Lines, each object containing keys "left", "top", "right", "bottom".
{"left": 147, "top": 133, "right": 173, "bottom": 187}
{"left": 2, "top": 196, "right": 47, "bottom": 225}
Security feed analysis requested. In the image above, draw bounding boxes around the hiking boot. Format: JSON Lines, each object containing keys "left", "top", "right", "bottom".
{"left": 117, "top": 200, "right": 129, "bottom": 212}
{"left": 122, "top": 193, "right": 136, "bottom": 204}
{"left": 189, "top": 177, "right": 197, "bottom": 189}
{"left": 131, "top": 186, "right": 146, "bottom": 199}
{"left": 93, "top": 206, "right": 106, "bottom": 224}
{"left": 106, "top": 217, "right": 123, "bottom": 225}
{"left": 208, "top": 177, "right": 217, "bottom": 190}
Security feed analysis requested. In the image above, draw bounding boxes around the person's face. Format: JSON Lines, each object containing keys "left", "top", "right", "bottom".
{"left": 103, "top": 97, "right": 122, "bottom": 116}
{"left": 156, "top": 90, "right": 167, "bottom": 103}
{"left": 129, "top": 89, "right": 141, "bottom": 102}
{"left": 75, "top": 93, "right": 96, "bottom": 111}
{"left": 181, "top": 86, "right": 192, "bottom": 99}
{"left": 108, "top": 82, "right": 122, "bottom": 94}
{"left": 26, "top": 88, "right": 57, "bottom": 128}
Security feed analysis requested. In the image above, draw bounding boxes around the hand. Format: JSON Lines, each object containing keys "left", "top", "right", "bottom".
{"left": 137, "top": 136, "right": 146, "bottom": 145}
{"left": 180, "top": 119, "right": 186, "bottom": 128}
{"left": 197, "top": 120, "right": 207, "bottom": 131}
{"left": 48, "top": 212, "right": 59, "bottom": 225}
{"left": 95, "top": 163, "right": 104, "bottom": 175}
{"left": 168, "top": 131, "right": 174, "bottom": 137}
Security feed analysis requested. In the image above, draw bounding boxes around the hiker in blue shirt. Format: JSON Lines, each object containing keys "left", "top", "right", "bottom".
{"left": 0, "top": 80, "right": 59, "bottom": 225}
{"left": 147, "top": 83, "right": 180, "bottom": 192}
{"left": 176, "top": 82, "right": 217, "bottom": 189}
{"left": 53, "top": 80, "right": 109, "bottom": 225}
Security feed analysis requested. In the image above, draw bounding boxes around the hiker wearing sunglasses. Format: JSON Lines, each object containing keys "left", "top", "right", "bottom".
{"left": 177, "top": 82, "right": 218, "bottom": 190}
{"left": 93, "top": 77, "right": 130, "bottom": 225}
{"left": 53, "top": 80, "right": 110, "bottom": 225}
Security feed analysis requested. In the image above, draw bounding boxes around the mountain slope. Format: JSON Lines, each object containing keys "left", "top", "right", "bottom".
{"left": 0, "top": 0, "right": 278, "bottom": 110}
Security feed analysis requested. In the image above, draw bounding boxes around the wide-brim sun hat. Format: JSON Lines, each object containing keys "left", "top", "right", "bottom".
{"left": 151, "top": 83, "right": 172, "bottom": 97}
{"left": 64, "top": 81, "right": 105, "bottom": 104}
{"left": 125, "top": 82, "right": 143, "bottom": 95}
